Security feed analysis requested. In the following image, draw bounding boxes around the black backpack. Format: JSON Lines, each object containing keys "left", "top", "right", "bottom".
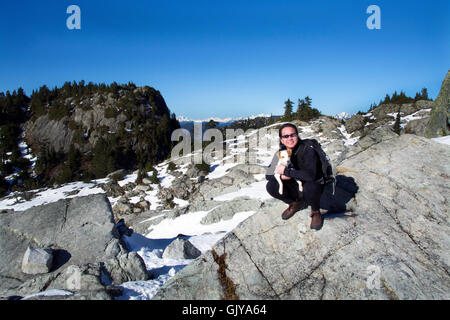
{"left": 298, "top": 139, "right": 336, "bottom": 194}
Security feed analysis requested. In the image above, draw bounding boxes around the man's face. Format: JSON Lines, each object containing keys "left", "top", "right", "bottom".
{"left": 280, "top": 126, "right": 299, "bottom": 150}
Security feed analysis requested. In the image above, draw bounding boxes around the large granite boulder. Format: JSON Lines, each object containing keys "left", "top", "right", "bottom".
{"left": 425, "top": 70, "right": 450, "bottom": 138}
{"left": 153, "top": 134, "right": 450, "bottom": 300}
{"left": 0, "top": 194, "right": 149, "bottom": 300}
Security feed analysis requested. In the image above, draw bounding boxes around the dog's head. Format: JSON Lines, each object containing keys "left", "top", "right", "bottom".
{"left": 277, "top": 149, "right": 292, "bottom": 163}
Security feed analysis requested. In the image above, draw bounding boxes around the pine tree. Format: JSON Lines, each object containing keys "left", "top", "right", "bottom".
{"left": 283, "top": 99, "right": 294, "bottom": 121}
{"left": 296, "top": 98, "right": 306, "bottom": 118}
{"left": 0, "top": 175, "right": 9, "bottom": 197}
{"left": 296, "top": 96, "right": 321, "bottom": 121}
{"left": 91, "top": 137, "right": 117, "bottom": 178}
{"left": 206, "top": 119, "right": 218, "bottom": 130}
{"left": 150, "top": 168, "right": 160, "bottom": 184}
{"left": 305, "top": 96, "right": 312, "bottom": 107}
{"left": 421, "top": 88, "right": 429, "bottom": 100}
{"left": 393, "top": 112, "right": 401, "bottom": 135}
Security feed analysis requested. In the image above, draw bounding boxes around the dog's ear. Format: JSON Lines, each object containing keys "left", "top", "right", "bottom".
{"left": 287, "top": 149, "right": 292, "bottom": 157}
{"left": 277, "top": 151, "right": 281, "bottom": 159}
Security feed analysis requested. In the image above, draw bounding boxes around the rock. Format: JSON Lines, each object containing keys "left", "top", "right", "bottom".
{"left": 104, "top": 251, "right": 149, "bottom": 284}
{"left": 200, "top": 199, "right": 263, "bottom": 225}
{"left": 219, "top": 176, "right": 234, "bottom": 186}
{"left": 404, "top": 117, "right": 430, "bottom": 136}
{"left": 338, "top": 126, "right": 398, "bottom": 163}
{"left": 400, "top": 101, "right": 432, "bottom": 116}
{"left": 316, "top": 117, "right": 346, "bottom": 141}
{"left": 162, "top": 238, "right": 202, "bottom": 260}
{"left": 185, "top": 165, "right": 208, "bottom": 178}
{"left": 344, "top": 114, "right": 366, "bottom": 134}
{"left": 21, "top": 247, "right": 53, "bottom": 275}
{"left": 153, "top": 134, "right": 450, "bottom": 300}
{"left": 140, "top": 200, "right": 151, "bottom": 210}
{"left": 24, "top": 114, "right": 74, "bottom": 154}
{"left": 415, "top": 100, "right": 434, "bottom": 110}
{"left": 135, "top": 185, "right": 150, "bottom": 192}
{"left": 142, "top": 178, "right": 152, "bottom": 185}
{"left": 0, "top": 194, "right": 149, "bottom": 299}
{"left": 425, "top": 70, "right": 450, "bottom": 138}
{"left": 101, "top": 181, "right": 125, "bottom": 198}
{"left": 372, "top": 103, "right": 400, "bottom": 120}
{"left": 107, "top": 169, "right": 127, "bottom": 181}
{"left": 225, "top": 167, "right": 257, "bottom": 185}
{"left": 167, "top": 175, "right": 197, "bottom": 200}
{"left": 133, "top": 207, "right": 142, "bottom": 214}
{"left": 113, "top": 201, "right": 132, "bottom": 216}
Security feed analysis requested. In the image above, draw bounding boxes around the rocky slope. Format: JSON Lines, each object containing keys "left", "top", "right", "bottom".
{"left": 153, "top": 134, "right": 450, "bottom": 300}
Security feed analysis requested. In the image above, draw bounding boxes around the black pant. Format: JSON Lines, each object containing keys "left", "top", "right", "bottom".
{"left": 266, "top": 176, "right": 324, "bottom": 211}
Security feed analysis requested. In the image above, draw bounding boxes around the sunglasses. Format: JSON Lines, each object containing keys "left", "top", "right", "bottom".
{"left": 281, "top": 133, "right": 298, "bottom": 139}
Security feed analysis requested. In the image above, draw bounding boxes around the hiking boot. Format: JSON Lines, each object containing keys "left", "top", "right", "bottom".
{"left": 310, "top": 210, "right": 323, "bottom": 230}
{"left": 281, "top": 200, "right": 306, "bottom": 220}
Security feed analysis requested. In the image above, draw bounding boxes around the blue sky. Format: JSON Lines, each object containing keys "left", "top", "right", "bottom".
{"left": 0, "top": 0, "right": 449, "bottom": 119}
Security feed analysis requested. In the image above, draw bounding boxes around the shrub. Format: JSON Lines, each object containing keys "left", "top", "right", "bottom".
{"left": 195, "top": 162, "right": 210, "bottom": 173}
{"left": 167, "top": 161, "right": 177, "bottom": 171}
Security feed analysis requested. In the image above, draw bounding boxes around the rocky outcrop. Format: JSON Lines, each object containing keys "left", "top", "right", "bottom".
{"left": 24, "top": 86, "right": 174, "bottom": 155}
{"left": 153, "top": 134, "right": 450, "bottom": 300}
{"left": 0, "top": 194, "right": 149, "bottom": 300}
{"left": 425, "top": 70, "right": 450, "bottom": 138}
{"left": 336, "top": 126, "right": 398, "bottom": 164}
{"left": 344, "top": 100, "right": 434, "bottom": 140}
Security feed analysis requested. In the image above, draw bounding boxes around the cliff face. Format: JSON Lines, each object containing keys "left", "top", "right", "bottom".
{"left": 425, "top": 70, "right": 450, "bottom": 138}
{"left": 19, "top": 84, "right": 180, "bottom": 183}
{"left": 153, "top": 134, "right": 450, "bottom": 300}
{"left": 24, "top": 85, "right": 176, "bottom": 155}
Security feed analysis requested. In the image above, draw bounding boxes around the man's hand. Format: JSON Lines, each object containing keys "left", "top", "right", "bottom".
{"left": 280, "top": 174, "right": 291, "bottom": 180}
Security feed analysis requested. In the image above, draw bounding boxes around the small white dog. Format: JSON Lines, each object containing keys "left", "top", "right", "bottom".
{"left": 275, "top": 149, "right": 291, "bottom": 194}
{"left": 275, "top": 149, "right": 304, "bottom": 195}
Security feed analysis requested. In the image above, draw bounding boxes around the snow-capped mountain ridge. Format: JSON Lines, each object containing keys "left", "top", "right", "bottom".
{"left": 177, "top": 113, "right": 274, "bottom": 123}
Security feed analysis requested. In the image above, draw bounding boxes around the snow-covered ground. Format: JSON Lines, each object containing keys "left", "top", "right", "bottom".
{"left": 117, "top": 208, "right": 257, "bottom": 300}
{"left": 431, "top": 135, "right": 450, "bottom": 146}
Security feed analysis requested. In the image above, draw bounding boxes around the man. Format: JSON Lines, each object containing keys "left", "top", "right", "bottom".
{"left": 266, "top": 123, "right": 324, "bottom": 230}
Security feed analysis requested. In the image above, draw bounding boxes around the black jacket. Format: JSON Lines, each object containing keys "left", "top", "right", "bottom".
{"left": 266, "top": 140, "right": 322, "bottom": 182}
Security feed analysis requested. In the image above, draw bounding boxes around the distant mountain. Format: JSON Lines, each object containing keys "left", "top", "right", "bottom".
{"left": 335, "top": 112, "right": 352, "bottom": 121}
{"left": 177, "top": 113, "right": 273, "bottom": 123}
